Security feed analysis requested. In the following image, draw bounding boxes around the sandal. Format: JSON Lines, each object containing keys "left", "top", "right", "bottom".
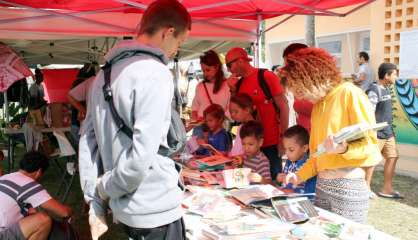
{"left": 377, "top": 191, "right": 404, "bottom": 199}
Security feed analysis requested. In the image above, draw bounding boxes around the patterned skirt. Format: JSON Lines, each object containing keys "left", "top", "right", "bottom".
{"left": 315, "top": 177, "right": 369, "bottom": 223}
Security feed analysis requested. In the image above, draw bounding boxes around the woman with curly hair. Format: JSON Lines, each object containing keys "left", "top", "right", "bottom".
{"left": 283, "top": 48, "right": 381, "bottom": 223}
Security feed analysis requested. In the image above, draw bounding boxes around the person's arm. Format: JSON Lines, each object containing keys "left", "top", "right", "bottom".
{"left": 40, "top": 198, "right": 72, "bottom": 218}
{"left": 293, "top": 157, "right": 318, "bottom": 183}
{"left": 273, "top": 94, "right": 289, "bottom": 134}
{"left": 339, "top": 89, "right": 379, "bottom": 161}
{"left": 67, "top": 94, "right": 86, "bottom": 115}
{"left": 353, "top": 66, "right": 366, "bottom": 85}
{"left": 191, "top": 83, "right": 202, "bottom": 121}
{"left": 97, "top": 67, "right": 174, "bottom": 199}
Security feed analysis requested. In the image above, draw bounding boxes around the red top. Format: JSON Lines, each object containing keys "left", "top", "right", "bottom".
{"left": 293, "top": 98, "right": 313, "bottom": 132}
{"left": 238, "top": 70, "right": 284, "bottom": 147}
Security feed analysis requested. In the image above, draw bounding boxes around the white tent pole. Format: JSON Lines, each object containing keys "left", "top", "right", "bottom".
{"left": 264, "top": 15, "right": 294, "bottom": 33}
{"left": 4, "top": 92, "right": 9, "bottom": 123}
{"left": 255, "top": 12, "right": 262, "bottom": 68}
{"left": 114, "top": 0, "right": 148, "bottom": 10}
{"left": 0, "top": 0, "right": 133, "bottom": 32}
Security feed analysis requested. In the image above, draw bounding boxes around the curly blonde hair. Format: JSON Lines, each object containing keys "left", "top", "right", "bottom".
{"left": 282, "top": 48, "right": 342, "bottom": 99}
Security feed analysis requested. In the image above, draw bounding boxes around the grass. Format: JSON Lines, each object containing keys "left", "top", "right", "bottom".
{"left": 2, "top": 146, "right": 418, "bottom": 240}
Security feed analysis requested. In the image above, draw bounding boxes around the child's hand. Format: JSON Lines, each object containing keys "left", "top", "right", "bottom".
{"left": 231, "top": 156, "right": 242, "bottom": 167}
{"left": 324, "top": 135, "right": 348, "bottom": 154}
{"left": 276, "top": 173, "right": 286, "bottom": 183}
{"left": 285, "top": 172, "right": 301, "bottom": 186}
{"left": 249, "top": 172, "right": 263, "bottom": 183}
{"left": 197, "top": 138, "right": 207, "bottom": 145}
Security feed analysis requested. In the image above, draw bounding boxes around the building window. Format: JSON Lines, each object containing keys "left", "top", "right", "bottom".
{"left": 318, "top": 41, "right": 342, "bottom": 54}
{"left": 318, "top": 40, "right": 342, "bottom": 68}
{"left": 359, "top": 31, "right": 371, "bottom": 55}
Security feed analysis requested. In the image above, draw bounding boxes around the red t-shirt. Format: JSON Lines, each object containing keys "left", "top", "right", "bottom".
{"left": 238, "top": 70, "right": 284, "bottom": 147}
{"left": 293, "top": 98, "right": 313, "bottom": 132}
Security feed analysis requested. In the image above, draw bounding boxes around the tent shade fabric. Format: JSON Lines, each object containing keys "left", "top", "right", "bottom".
{"left": 42, "top": 68, "right": 78, "bottom": 103}
{"left": 0, "top": 0, "right": 374, "bottom": 64}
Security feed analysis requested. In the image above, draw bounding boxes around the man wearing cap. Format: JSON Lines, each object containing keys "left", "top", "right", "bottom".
{"left": 226, "top": 48, "right": 289, "bottom": 179}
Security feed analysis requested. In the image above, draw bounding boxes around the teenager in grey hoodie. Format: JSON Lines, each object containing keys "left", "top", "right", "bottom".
{"left": 78, "top": 1, "right": 191, "bottom": 239}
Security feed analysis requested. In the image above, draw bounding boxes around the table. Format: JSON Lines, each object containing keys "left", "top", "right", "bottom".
{"left": 2, "top": 126, "right": 70, "bottom": 172}
{"left": 182, "top": 187, "right": 399, "bottom": 240}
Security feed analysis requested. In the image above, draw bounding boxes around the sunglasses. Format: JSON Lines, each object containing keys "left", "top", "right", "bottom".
{"left": 226, "top": 57, "right": 241, "bottom": 68}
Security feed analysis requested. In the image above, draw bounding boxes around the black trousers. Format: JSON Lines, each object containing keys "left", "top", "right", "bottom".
{"left": 261, "top": 144, "right": 282, "bottom": 179}
{"left": 123, "top": 218, "right": 185, "bottom": 240}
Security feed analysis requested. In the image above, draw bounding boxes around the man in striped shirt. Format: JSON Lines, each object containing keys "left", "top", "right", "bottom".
{"left": 0, "top": 151, "right": 72, "bottom": 240}
{"left": 240, "top": 121, "right": 272, "bottom": 183}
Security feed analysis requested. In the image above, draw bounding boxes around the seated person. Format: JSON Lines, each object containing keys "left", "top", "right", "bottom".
{"left": 0, "top": 151, "right": 72, "bottom": 240}
{"left": 277, "top": 125, "right": 316, "bottom": 195}
{"left": 195, "top": 104, "right": 231, "bottom": 155}
{"left": 239, "top": 120, "right": 272, "bottom": 183}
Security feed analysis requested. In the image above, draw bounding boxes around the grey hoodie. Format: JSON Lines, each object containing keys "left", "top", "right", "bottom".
{"left": 78, "top": 40, "right": 183, "bottom": 228}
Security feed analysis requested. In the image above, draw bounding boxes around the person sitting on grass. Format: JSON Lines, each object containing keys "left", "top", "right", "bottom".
{"left": 0, "top": 151, "right": 72, "bottom": 240}
{"left": 276, "top": 125, "right": 316, "bottom": 196}
{"left": 239, "top": 120, "right": 272, "bottom": 183}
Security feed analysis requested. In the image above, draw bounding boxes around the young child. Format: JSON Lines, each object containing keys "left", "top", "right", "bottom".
{"left": 195, "top": 104, "right": 230, "bottom": 155}
{"left": 229, "top": 93, "right": 255, "bottom": 157}
{"left": 240, "top": 120, "right": 272, "bottom": 183}
{"left": 277, "top": 125, "right": 316, "bottom": 195}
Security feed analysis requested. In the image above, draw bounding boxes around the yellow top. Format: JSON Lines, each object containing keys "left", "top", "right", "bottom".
{"left": 297, "top": 82, "right": 382, "bottom": 181}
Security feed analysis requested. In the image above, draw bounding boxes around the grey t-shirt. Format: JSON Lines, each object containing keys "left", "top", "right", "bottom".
{"left": 356, "top": 63, "right": 374, "bottom": 91}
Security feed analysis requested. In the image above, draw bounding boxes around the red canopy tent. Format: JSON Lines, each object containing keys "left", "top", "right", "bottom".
{"left": 0, "top": 0, "right": 375, "bottom": 65}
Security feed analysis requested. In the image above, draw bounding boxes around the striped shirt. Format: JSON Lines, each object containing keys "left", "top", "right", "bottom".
{"left": 243, "top": 152, "right": 272, "bottom": 181}
{"left": 0, "top": 172, "right": 51, "bottom": 229}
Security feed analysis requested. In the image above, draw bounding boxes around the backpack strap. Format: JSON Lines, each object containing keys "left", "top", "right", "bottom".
{"left": 0, "top": 180, "right": 45, "bottom": 216}
{"left": 257, "top": 69, "right": 280, "bottom": 115}
{"left": 102, "top": 50, "right": 165, "bottom": 139}
{"left": 235, "top": 77, "right": 243, "bottom": 93}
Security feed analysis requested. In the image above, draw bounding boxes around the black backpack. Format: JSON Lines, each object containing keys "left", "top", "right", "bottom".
{"left": 101, "top": 50, "right": 187, "bottom": 157}
{"left": 236, "top": 68, "right": 281, "bottom": 116}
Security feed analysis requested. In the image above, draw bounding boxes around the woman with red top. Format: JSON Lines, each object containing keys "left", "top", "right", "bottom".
{"left": 282, "top": 43, "right": 313, "bottom": 132}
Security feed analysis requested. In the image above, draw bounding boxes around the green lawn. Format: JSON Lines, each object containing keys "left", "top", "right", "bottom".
{"left": 2, "top": 147, "right": 418, "bottom": 240}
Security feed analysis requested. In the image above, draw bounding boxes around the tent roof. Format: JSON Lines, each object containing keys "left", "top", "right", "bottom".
{"left": 0, "top": 0, "right": 374, "bottom": 64}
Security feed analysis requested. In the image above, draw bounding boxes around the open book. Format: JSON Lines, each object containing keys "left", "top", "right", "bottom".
{"left": 202, "top": 214, "right": 293, "bottom": 240}
{"left": 271, "top": 196, "right": 318, "bottom": 223}
{"left": 313, "top": 122, "right": 388, "bottom": 157}
{"left": 229, "top": 185, "right": 284, "bottom": 205}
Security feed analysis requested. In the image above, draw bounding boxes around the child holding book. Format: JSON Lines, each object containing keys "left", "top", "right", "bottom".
{"left": 240, "top": 120, "right": 272, "bottom": 183}
{"left": 229, "top": 93, "right": 255, "bottom": 157}
{"left": 195, "top": 104, "right": 230, "bottom": 155}
{"left": 276, "top": 125, "right": 316, "bottom": 195}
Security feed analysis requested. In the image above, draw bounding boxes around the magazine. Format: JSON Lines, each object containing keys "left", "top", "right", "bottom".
{"left": 271, "top": 196, "right": 318, "bottom": 223}
{"left": 229, "top": 185, "right": 284, "bottom": 205}
{"left": 202, "top": 214, "right": 293, "bottom": 240}
{"left": 221, "top": 168, "right": 252, "bottom": 188}
{"left": 313, "top": 122, "right": 388, "bottom": 157}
